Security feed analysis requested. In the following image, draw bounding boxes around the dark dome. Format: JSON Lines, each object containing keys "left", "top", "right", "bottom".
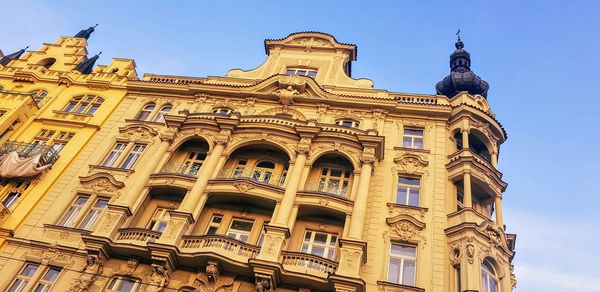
{"left": 436, "top": 39, "right": 489, "bottom": 98}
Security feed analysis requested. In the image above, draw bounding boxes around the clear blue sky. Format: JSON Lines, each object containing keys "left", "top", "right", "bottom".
{"left": 2, "top": 1, "right": 599, "bottom": 291}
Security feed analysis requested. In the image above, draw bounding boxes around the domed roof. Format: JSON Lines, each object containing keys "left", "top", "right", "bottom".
{"left": 436, "top": 37, "right": 489, "bottom": 98}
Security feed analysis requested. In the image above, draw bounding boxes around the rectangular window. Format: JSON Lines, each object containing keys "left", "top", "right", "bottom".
{"left": 58, "top": 196, "right": 89, "bottom": 227}
{"left": 51, "top": 142, "right": 67, "bottom": 154}
{"left": 286, "top": 68, "right": 318, "bottom": 78}
{"left": 205, "top": 215, "right": 222, "bottom": 235}
{"left": 120, "top": 144, "right": 145, "bottom": 169}
{"left": 226, "top": 219, "right": 254, "bottom": 242}
{"left": 0, "top": 110, "right": 6, "bottom": 118}
{"left": 301, "top": 230, "right": 337, "bottom": 260}
{"left": 7, "top": 263, "right": 39, "bottom": 292}
{"left": 396, "top": 177, "right": 420, "bottom": 207}
{"left": 233, "top": 159, "right": 248, "bottom": 177}
{"left": 402, "top": 129, "right": 424, "bottom": 149}
{"left": 318, "top": 167, "right": 351, "bottom": 197}
{"left": 182, "top": 151, "right": 207, "bottom": 176}
{"left": 2, "top": 191, "right": 22, "bottom": 209}
{"left": 102, "top": 143, "right": 127, "bottom": 167}
{"left": 78, "top": 198, "right": 109, "bottom": 230}
{"left": 387, "top": 243, "right": 417, "bottom": 286}
{"left": 147, "top": 208, "right": 171, "bottom": 233}
{"left": 33, "top": 266, "right": 61, "bottom": 292}
{"left": 106, "top": 276, "right": 141, "bottom": 292}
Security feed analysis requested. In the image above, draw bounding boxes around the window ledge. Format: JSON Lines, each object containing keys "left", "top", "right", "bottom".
{"left": 89, "top": 164, "right": 135, "bottom": 176}
{"left": 43, "top": 223, "right": 92, "bottom": 235}
{"left": 377, "top": 281, "right": 425, "bottom": 292}
{"left": 394, "top": 146, "right": 430, "bottom": 154}
{"left": 386, "top": 202, "right": 428, "bottom": 213}
{"left": 52, "top": 110, "right": 93, "bottom": 117}
{"left": 124, "top": 118, "right": 165, "bottom": 126}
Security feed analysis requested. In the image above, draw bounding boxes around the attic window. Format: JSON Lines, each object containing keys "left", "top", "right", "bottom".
{"left": 335, "top": 119, "right": 359, "bottom": 128}
{"left": 286, "top": 68, "right": 317, "bottom": 78}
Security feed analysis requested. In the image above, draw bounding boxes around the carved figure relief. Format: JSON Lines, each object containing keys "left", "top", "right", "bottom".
{"left": 193, "top": 265, "right": 234, "bottom": 292}
{"left": 394, "top": 154, "right": 429, "bottom": 175}
{"left": 69, "top": 255, "right": 103, "bottom": 292}
{"left": 146, "top": 265, "right": 170, "bottom": 292}
{"left": 118, "top": 125, "right": 158, "bottom": 142}
{"left": 466, "top": 237, "right": 476, "bottom": 264}
{"left": 385, "top": 214, "right": 426, "bottom": 243}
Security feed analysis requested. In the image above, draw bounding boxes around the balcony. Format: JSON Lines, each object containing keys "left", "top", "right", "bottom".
{"left": 0, "top": 141, "right": 59, "bottom": 167}
{"left": 217, "top": 168, "right": 285, "bottom": 187}
{"left": 116, "top": 228, "right": 162, "bottom": 243}
{"left": 181, "top": 234, "right": 260, "bottom": 262}
{"left": 281, "top": 251, "right": 338, "bottom": 276}
{"left": 158, "top": 162, "right": 199, "bottom": 177}
{"left": 303, "top": 179, "right": 349, "bottom": 198}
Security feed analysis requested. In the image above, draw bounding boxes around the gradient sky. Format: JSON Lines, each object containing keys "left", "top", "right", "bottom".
{"left": 2, "top": 1, "right": 599, "bottom": 291}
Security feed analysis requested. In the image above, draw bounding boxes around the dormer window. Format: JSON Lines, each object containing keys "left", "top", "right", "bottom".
{"left": 335, "top": 119, "right": 359, "bottom": 128}
{"left": 285, "top": 68, "right": 317, "bottom": 78}
{"left": 212, "top": 108, "right": 232, "bottom": 115}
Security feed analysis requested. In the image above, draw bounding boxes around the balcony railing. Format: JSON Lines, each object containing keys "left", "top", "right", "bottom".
{"left": 181, "top": 234, "right": 260, "bottom": 259}
{"left": 158, "top": 162, "right": 200, "bottom": 177}
{"left": 0, "top": 141, "right": 59, "bottom": 166}
{"left": 303, "top": 179, "right": 349, "bottom": 198}
{"left": 281, "top": 251, "right": 338, "bottom": 275}
{"left": 218, "top": 168, "right": 286, "bottom": 187}
{"left": 116, "top": 228, "right": 162, "bottom": 242}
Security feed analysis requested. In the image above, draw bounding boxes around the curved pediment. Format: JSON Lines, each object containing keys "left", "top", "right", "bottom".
{"left": 79, "top": 172, "right": 125, "bottom": 194}
{"left": 264, "top": 31, "right": 357, "bottom": 60}
{"left": 385, "top": 214, "right": 426, "bottom": 243}
{"left": 118, "top": 124, "right": 159, "bottom": 141}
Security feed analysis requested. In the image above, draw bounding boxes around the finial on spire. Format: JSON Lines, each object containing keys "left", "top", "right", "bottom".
{"left": 74, "top": 24, "right": 98, "bottom": 40}
{"left": 455, "top": 28, "right": 464, "bottom": 50}
{"left": 0, "top": 46, "right": 29, "bottom": 66}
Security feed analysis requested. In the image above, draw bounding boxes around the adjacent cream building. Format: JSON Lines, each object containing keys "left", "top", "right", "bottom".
{"left": 0, "top": 31, "right": 516, "bottom": 292}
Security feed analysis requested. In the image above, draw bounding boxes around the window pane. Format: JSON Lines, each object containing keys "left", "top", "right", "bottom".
{"left": 206, "top": 226, "right": 218, "bottom": 235}
{"left": 404, "top": 129, "right": 423, "bottom": 136}
{"left": 402, "top": 137, "right": 412, "bottom": 147}
{"left": 399, "top": 177, "right": 420, "bottom": 186}
{"left": 87, "top": 105, "right": 99, "bottom": 115}
{"left": 43, "top": 267, "right": 61, "bottom": 281}
{"left": 408, "top": 190, "right": 420, "bottom": 207}
{"left": 402, "top": 260, "right": 416, "bottom": 286}
{"left": 22, "top": 263, "right": 40, "bottom": 276}
{"left": 231, "top": 220, "right": 253, "bottom": 231}
{"left": 391, "top": 244, "right": 416, "bottom": 257}
{"left": 310, "top": 245, "right": 325, "bottom": 257}
{"left": 396, "top": 187, "right": 408, "bottom": 204}
{"left": 8, "top": 279, "right": 26, "bottom": 292}
{"left": 414, "top": 138, "right": 424, "bottom": 149}
{"left": 387, "top": 258, "right": 401, "bottom": 284}
{"left": 314, "top": 233, "right": 328, "bottom": 244}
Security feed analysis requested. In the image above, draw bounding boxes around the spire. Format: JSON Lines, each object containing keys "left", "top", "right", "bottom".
{"left": 74, "top": 24, "right": 98, "bottom": 40}
{"left": 435, "top": 32, "right": 489, "bottom": 98}
{"left": 75, "top": 52, "right": 101, "bottom": 74}
{"left": 0, "top": 46, "right": 29, "bottom": 66}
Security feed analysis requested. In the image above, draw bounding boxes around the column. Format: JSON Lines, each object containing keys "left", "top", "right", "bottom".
{"left": 463, "top": 171, "right": 473, "bottom": 208}
{"left": 347, "top": 157, "right": 374, "bottom": 240}
{"left": 179, "top": 140, "right": 226, "bottom": 215}
{"left": 273, "top": 150, "right": 307, "bottom": 226}
{"left": 491, "top": 152, "right": 498, "bottom": 168}
{"left": 495, "top": 195, "right": 504, "bottom": 229}
{"left": 461, "top": 129, "right": 470, "bottom": 150}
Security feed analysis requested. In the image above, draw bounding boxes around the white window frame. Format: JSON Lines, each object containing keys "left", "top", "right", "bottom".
{"left": 135, "top": 103, "right": 155, "bottom": 121}
{"left": 147, "top": 207, "right": 172, "bottom": 233}
{"left": 120, "top": 144, "right": 146, "bottom": 170}
{"left": 402, "top": 128, "right": 424, "bottom": 149}
{"left": 226, "top": 218, "right": 254, "bottom": 243}
{"left": 57, "top": 196, "right": 89, "bottom": 227}
{"left": 153, "top": 104, "right": 172, "bottom": 123}
{"left": 7, "top": 262, "right": 40, "bottom": 292}
{"left": 102, "top": 143, "right": 127, "bottom": 167}
{"left": 105, "top": 276, "right": 142, "bottom": 292}
{"left": 318, "top": 166, "right": 352, "bottom": 197}
{"left": 182, "top": 150, "right": 207, "bottom": 176}
{"left": 33, "top": 266, "right": 62, "bottom": 292}
{"left": 300, "top": 230, "right": 338, "bottom": 260}
{"left": 335, "top": 119, "right": 360, "bottom": 128}
{"left": 205, "top": 215, "right": 223, "bottom": 235}
{"left": 481, "top": 261, "right": 499, "bottom": 292}
{"left": 387, "top": 243, "right": 417, "bottom": 286}
{"left": 396, "top": 176, "right": 421, "bottom": 207}
{"left": 78, "top": 197, "right": 109, "bottom": 230}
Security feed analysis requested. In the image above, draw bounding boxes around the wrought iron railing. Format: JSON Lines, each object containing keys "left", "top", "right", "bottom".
{"left": 218, "top": 168, "right": 286, "bottom": 187}
{"left": 0, "top": 141, "right": 59, "bottom": 166}
{"left": 159, "top": 162, "right": 200, "bottom": 177}
{"left": 303, "top": 179, "right": 349, "bottom": 198}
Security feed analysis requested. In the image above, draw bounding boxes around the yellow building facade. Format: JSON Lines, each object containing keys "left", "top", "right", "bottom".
{"left": 0, "top": 31, "right": 516, "bottom": 292}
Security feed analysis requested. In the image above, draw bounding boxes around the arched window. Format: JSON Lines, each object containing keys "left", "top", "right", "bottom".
{"left": 38, "top": 58, "right": 56, "bottom": 69}
{"left": 335, "top": 119, "right": 360, "bottom": 128}
{"left": 252, "top": 160, "right": 275, "bottom": 183}
{"left": 105, "top": 276, "right": 142, "bottom": 292}
{"left": 29, "top": 89, "right": 48, "bottom": 106}
{"left": 481, "top": 260, "right": 499, "bottom": 292}
{"left": 153, "top": 104, "right": 172, "bottom": 123}
{"left": 135, "top": 103, "right": 155, "bottom": 121}
{"left": 212, "top": 108, "right": 232, "bottom": 115}
{"left": 63, "top": 95, "right": 103, "bottom": 115}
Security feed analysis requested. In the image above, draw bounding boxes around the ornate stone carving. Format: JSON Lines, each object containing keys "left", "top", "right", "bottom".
{"left": 205, "top": 262, "right": 219, "bottom": 283}
{"left": 69, "top": 255, "right": 103, "bottom": 292}
{"left": 79, "top": 172, "right": 125, "bottom": 195}
{"left": 233, "top": 181, "right": 255, "bottom": 192}
{"left": 478, "top": 221, "right": 509, "bottom": 252}
{"left": 386, "top": 214, "right": 426, "bottom": 243}
{"left": 146, "top": 264, "right": 170, "bottom": 292}
{"left": 193, "top": 266, "right": 234, "bottom": 292}
{"left": 394, "top": 154, "right": 429, "bottom": 175}
{"left": 254, "top": 276, "right": 272, "bottom": 292}
{"left": 124, "top": 258, "right": 139, "bottom": 275}
{"left": 26, "top": 247, "right": 70, "bottom": 266}
{"left": 449, "top": 243, "right": 462, "bottom": 266}
{"left": 466, "top": 237, "right": 476, "bottom": 264}
{"left": 294, "top": 36, "right": 333, "bottom": 53}
{"left": 274, "top": 85, "right": 298, "bottom": 107}
{"left": 118, "top": 125, "right": 158, "bottom": 141}
{"left": 265, "top": 234, "right": 283, "bottom": 256}
{"left": 316, "top": 103, "right": 330, "bottom": 122}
